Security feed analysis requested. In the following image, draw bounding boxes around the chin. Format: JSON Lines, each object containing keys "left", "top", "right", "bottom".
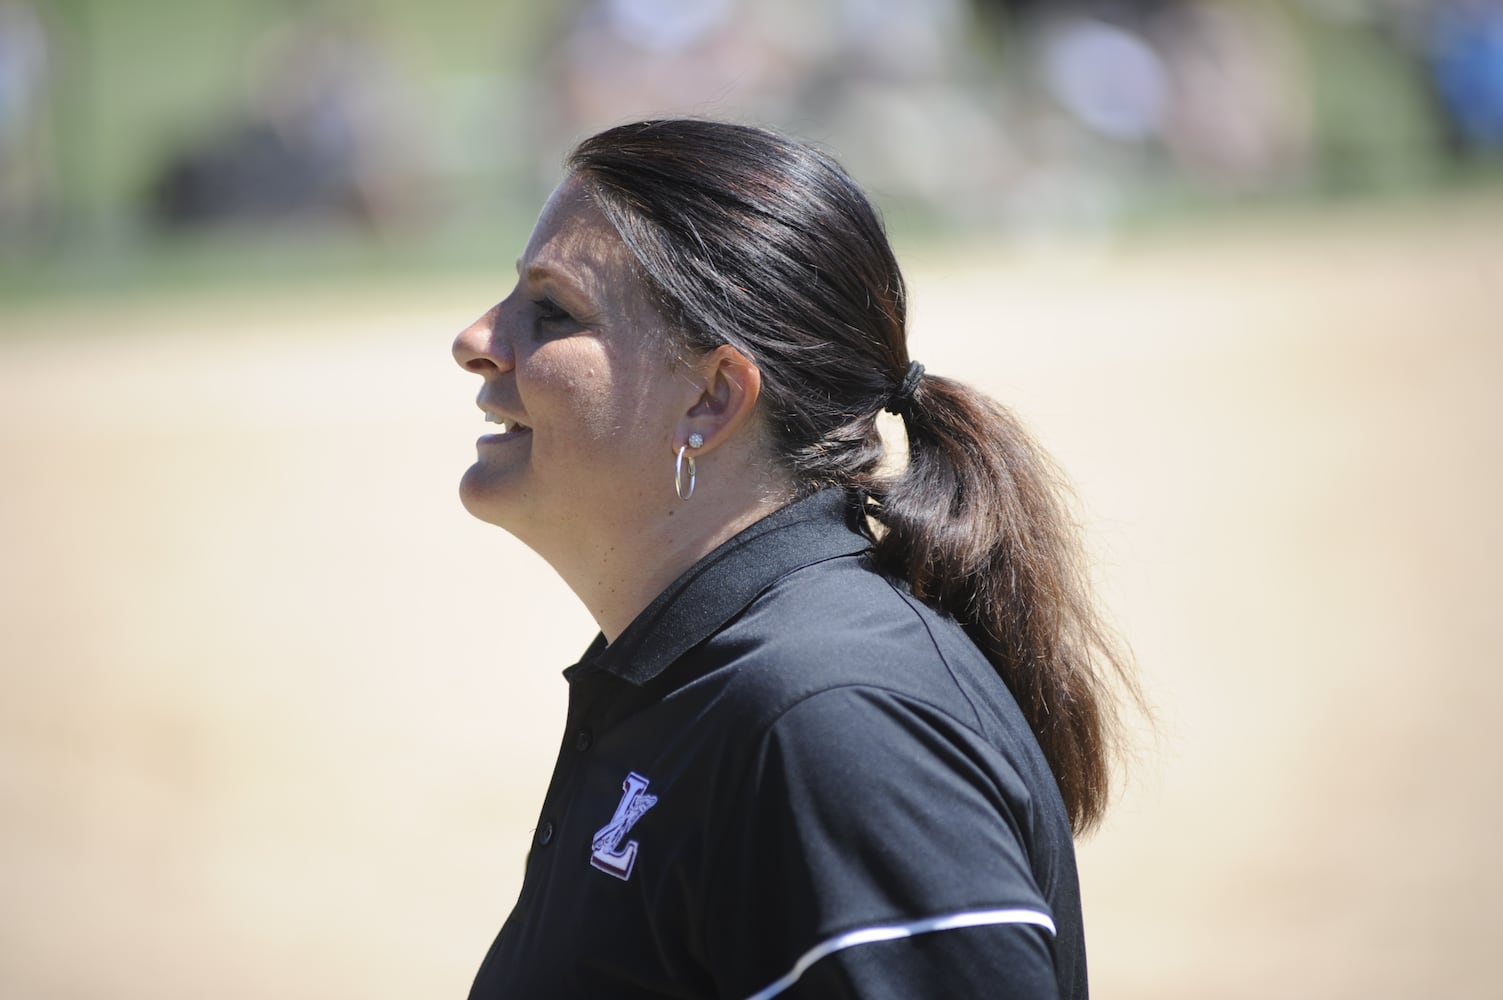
{"left": 458, "top": 462, "right": 520, "bottom": 530}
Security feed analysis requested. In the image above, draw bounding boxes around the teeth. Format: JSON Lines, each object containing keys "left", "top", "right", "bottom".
{"left": 483, "top": 413, "right": 528, "bottom": 433}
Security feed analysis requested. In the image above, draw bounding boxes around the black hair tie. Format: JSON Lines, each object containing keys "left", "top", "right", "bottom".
{"left": 884, "top": 361, "right": 925, "bottom": 417}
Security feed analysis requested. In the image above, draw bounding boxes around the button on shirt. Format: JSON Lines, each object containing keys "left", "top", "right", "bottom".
{"left": 467, "top": 490, "right": 1087, "bottom": 999}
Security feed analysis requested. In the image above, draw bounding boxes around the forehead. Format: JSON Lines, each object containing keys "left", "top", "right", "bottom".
{"left": 519, "top": 176, "right": 629, "bottom": 282}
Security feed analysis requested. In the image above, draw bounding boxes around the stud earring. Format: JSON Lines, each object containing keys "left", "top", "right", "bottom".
{"left": 675, "top": 434, "right": 703, "bottom": 501}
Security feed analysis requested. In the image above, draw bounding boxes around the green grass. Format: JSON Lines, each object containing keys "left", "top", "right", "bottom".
{"left": 40, "top": 0, "right": 562, "bottom": 228}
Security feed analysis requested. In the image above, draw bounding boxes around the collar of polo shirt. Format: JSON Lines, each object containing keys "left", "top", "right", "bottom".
{"left": 565, "top": 489, "right": 872, "bottom": 687}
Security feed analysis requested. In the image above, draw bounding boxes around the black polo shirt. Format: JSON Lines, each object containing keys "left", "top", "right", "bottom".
{"left": 467, "top": 489, "right": 1086, "bottom": 999}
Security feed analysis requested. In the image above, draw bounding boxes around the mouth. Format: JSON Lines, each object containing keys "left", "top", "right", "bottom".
{"left": 478, "top": 410, "right": 532, "bottom": 445}
{"left": 483, "top": 412, "right": 531, "bottom": 435}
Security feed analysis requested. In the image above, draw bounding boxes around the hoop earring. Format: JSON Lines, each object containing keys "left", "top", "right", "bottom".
{"left": 675, "top": 433, "right": 703, "bottom": 501}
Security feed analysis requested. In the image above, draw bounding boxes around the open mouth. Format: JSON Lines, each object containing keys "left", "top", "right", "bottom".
{"left": 484, "top": 414, "right": 531, "bottom": 435}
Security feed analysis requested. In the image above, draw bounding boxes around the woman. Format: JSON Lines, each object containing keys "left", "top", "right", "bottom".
{"left": 452, "top": 119, "right": 1137, "bottom": 999}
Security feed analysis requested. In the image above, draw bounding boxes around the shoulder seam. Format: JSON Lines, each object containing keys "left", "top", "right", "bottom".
{"left": 876, "top": 573, "right": 989, "bottom": 732}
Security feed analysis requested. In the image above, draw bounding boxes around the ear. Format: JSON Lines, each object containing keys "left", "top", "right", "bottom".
{"left": 676, "top": 344, "right": 762, "bottom": 454}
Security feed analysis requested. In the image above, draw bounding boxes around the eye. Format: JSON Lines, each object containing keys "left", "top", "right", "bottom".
{"left": 532, "top": 297, "right": 572, "bottom": 334}
{"left": 534, "top": 297, "right": 567, "bottom": 321}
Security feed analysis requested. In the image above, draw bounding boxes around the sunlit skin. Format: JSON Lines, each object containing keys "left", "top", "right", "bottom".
{"left": 452, "top": 176, "right": 792, "bottom": 640}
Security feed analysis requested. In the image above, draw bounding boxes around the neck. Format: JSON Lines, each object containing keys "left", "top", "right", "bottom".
{"left": 540, "top": 470, "right": 795, "bottom": 643}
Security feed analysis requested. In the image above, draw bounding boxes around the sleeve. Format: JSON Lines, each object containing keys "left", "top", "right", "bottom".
{"left": 700, "top": 685, "right": 1061, "bottom": 1000}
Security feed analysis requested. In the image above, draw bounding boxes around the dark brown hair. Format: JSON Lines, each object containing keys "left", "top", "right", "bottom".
{"left": 568, "top": 119, "right": 1139, "bottom": 834}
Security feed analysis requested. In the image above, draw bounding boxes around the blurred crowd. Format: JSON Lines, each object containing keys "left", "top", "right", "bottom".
{"left": 2, "top": 0, "right": 1502, "bottom": 247}
{"left": 540, "top": 0, "right": 1502, "bottom": 230}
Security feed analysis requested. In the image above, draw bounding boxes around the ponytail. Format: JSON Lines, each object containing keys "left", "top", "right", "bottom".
{"left": 867, "top": 371, "right": 1136, "bottom": 835}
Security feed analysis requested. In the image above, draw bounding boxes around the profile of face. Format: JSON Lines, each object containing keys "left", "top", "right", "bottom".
{"left": 452, "top": 176, "right": 692, "bottom": 554}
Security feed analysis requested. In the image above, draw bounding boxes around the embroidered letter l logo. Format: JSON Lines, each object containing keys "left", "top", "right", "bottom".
{"left": 591, "top": 771, "right": 658, "bottom": 881}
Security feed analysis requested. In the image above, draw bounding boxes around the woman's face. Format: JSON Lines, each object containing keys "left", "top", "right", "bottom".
{"left": 452, "top": 176, "right": 689, "bottom": 550}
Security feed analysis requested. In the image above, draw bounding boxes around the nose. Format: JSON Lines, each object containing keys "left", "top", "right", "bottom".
{"left": 452, "top": 303, "right": 513, "bottom": 375}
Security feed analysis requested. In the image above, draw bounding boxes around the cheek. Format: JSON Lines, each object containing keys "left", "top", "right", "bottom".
{"left": 541, "top": 373, "right": 617, "bottom": 446}
{"left": 521, "top": 358, "right": 629, "bottom": 469}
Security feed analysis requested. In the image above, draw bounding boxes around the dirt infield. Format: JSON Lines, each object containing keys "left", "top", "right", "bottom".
{"left": 3, "top": 195, "right": 1500, "bottom": 999}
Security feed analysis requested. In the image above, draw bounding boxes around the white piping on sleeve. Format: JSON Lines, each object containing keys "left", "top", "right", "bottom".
{"left": 741, "top": 907, "right": 1057, "bottom": 1000}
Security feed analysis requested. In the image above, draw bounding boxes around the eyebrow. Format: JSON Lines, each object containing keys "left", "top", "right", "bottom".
{"left": 518, "top": 259, "right": 570, "bottom": 285}
{"left": 519, "top": 254, "right": 601, "bottom": 300}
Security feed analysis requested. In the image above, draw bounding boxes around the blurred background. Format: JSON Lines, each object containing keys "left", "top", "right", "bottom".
{"left": 2, "top": 0, "right": 1500, "bottom": 997}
